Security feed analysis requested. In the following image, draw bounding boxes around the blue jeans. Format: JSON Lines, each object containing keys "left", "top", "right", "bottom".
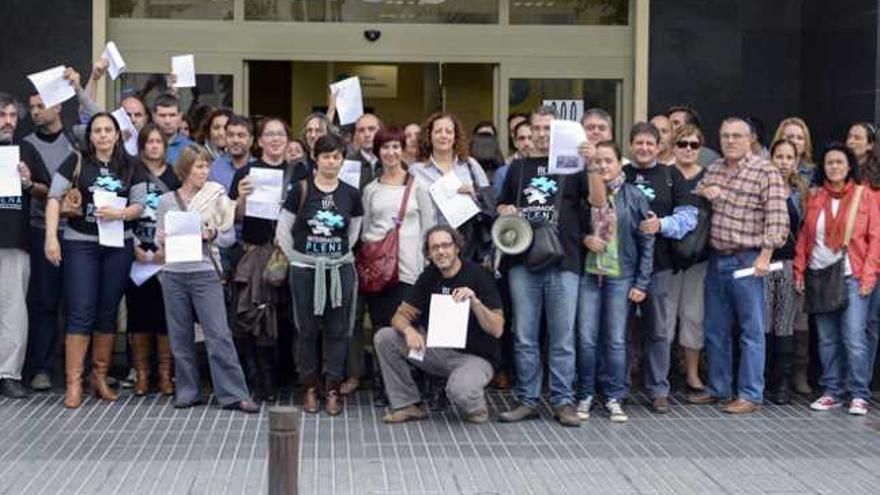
{"left": 508, "top": 265, "right": 579, "bottom": 407}
{"left": 704, "top": 250, "right": 766, "bottom": 403}
{"left": 26, "top": 227, "right": 63, "bottom": 375}
{"left": 576, "top": 274, "right": 632, "bottom": 401}
{"left": 815, "top": 278, "right": 872, "bottom": 400}
{"left": 865, "top": 286, "right": 880, "bottom": 386}
{"left": 63, "top": 239, "right": 134, "bottom": 335}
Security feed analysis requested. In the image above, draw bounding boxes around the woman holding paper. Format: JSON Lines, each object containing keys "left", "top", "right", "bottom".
{"left": 228, "top": 116, "right": 295, "bottom": 402}
{"left": 794, "top": 144, "right": 880, "bottom": 416}
{"left": 575, "top": 140, "right": 654, "bottom": 423}
{"left": 409, "top": 112, "right": 495, "bottom": 264}
{"left": 276, "top": 134, "right": 363, "bottom": 416}
{"left": 762, "top": 139, "right": 808, "bottom": 405}
{"left": 44, "top": 112, "right": 147, "bottom": 408}
{"left": 126, "top": 123, "right": 181, "bottom": 396}
{"left": 155, "top": 144, "right": 258, "bottom": 413}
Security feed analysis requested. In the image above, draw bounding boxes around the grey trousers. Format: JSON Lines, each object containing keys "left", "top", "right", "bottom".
{"left": 0, "top": 249, "right": 29, "bottom": 380}
{"left": 642, "top": 269, "right": 674, "bottom": 398}
{"left": 668, "top": 262, "right": 707, "bottom": 350}
{"left": 374, "top": 326, "right": 493, "bottom": 414}
{"left": 161, "top": 270, "right": 250, "bottom": 406}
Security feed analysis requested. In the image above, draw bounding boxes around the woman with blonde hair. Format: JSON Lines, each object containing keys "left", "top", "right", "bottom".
{"left": 772, "top": 117, "right": 815, "bottom": 185}
{"left": 155, "top": 144, "right": 258, "bottom": 412}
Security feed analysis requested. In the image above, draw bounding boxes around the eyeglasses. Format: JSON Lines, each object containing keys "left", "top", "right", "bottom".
{"left": 675, "top": 141, "right": 701, "bottom": 150}
{"left": 428, "top": 241, "right": 455, "bottom": 253}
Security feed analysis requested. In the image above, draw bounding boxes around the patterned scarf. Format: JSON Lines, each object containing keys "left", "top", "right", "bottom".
{"left": 822, "top": 180, "right": 856, "bottom": 251}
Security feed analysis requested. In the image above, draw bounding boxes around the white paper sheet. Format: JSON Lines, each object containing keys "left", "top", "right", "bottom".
{"left": 548, "top": 120, "right": 587, "bottom": 175}
{"left": 407, "top": 348, "right": 426, "bottom": 362}
{"left": 426, "top": 294, "right": 470, "bottom": 349}
{"left": 0, "top": 146, "right": 21, "bottom": 198}
{"left": 733, "top": 261, "right": 784, "bottom": 279}
{"left": 245, "top": 167, "right": 284, "bottom": 220}
{"left": 428, "top": 171, "right": 480, "bottom": 229}
{"left": 27, "top": 65, "right": 75, "bottom": 108}
{"left": 111, "top": 107, "right": 139, "bottom": 156}
{"left": 93, "top": 190, "right": 126, "bottom": 247}
{"left": 164, "top": 211, "right": 203, "bottom": 263}
{"left": 329, "top": 76, "right": 364, "bottom": 125}
{"left": 102, "top": 41, "right": 126, "bottom": 80}
{"left": 130, "top": 261, "right": 162, "bottom": 286}
{"left": 340, "top": 160, "right": 362, "bottom": 190}
{"left": 171, "top": 54, "right": 196, "bottom": 88}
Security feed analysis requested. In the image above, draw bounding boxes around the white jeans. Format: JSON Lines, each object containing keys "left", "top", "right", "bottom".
{"left": 0, "top": 248, "right": 30, "bottom": 380}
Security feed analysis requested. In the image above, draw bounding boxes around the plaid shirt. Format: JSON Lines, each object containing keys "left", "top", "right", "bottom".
{"left": 700, "top": 154, "right": 789, "bottom": 251}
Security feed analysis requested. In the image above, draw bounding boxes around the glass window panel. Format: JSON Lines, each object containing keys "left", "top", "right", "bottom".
{"left": 510, "top": 0, "right": 629, "bottom": 25}
{"left": 110, "top": 0, "right": 233, "bottom": 20}
{"left": 509, "top": 78, "right": 622, "bottom": 139}
{"left": 115, "top": 73, "right": 234, "bottom": 118}
{"left": 245, "top": 0, "right": 498, "bottom": 24}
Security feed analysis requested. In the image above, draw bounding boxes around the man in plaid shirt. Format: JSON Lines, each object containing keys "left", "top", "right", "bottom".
{"left": 688, "top": 117, "right": 789, "bottom": 414}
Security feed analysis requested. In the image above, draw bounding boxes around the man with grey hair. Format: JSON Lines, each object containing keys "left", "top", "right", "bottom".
{"left": 0, "top": 92, "right": 50, "bottom": 398}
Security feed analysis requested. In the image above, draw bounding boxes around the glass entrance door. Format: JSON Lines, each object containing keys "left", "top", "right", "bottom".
{"left": 248, "top": 61, "right": 495, "bottom": 135}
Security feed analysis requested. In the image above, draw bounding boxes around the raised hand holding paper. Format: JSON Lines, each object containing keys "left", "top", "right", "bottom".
{"left": 340, "top": 160, "right": 362, "bottom": 190}
{"left": 171, "top": 54, "right": 196, "bottom": 88}
{"left": 0, "top": 146, "right": 22, "bottom": 198}
{"left": 245, "top": 168, "right": 284, "bottom": 220}
{"left": 329, "top": 77, "right": 364, "bottom": 125}
{"left": 102, "top": 41, "right": 126, "bottom": 80}
{"left": 164, "top": 211, "right": 203, "bottom": 263}
{"left": 428, "top": 171, "right": 480, "bottom": 228}
{"left": 548, "top": 120, "right": 587, "bottom": 175}
{"left": 92, "top": 190, "right": 126, "bottom": 247}
{"left": 426, "top": 294, "right": 470, "bottom": 349}
{"left": 27, "top": 66, "right": 75, "bottom": 108}
{"left": 111, "top": 107, "right": 139, "bottom": 156}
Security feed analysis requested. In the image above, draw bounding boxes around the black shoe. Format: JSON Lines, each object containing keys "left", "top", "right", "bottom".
{"left": 0, "top": 379, "right": 29, "bottom": 399}
{"left": 223, "top": 400, "right": 260, "bottom": 414}
{"left": 174, "top": 396, "right": 206, "bottom": 409}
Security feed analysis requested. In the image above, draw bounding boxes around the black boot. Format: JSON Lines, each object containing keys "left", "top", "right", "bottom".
{"left": 372, "top": 369, "right": 389, "bottom": 408}
{"left": 255, "top": 345, "right": 277, "bottom": 402}
{"left": 234, "top": 336, "right": 259, "bottom": 394}
{"left": 772, "top": 335, "right": 794, "bottom": 405}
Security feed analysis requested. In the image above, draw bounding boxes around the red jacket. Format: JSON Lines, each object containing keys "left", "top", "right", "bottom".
{"left": 794, "top": 185, "right": 880, "bottom": 292}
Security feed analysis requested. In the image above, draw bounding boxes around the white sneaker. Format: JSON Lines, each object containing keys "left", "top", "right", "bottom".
{"left": 848, "top": 398, "right": 869, "bottom": 416}
{"left": 810, "top": 395, "right": 842, "bottom": 411}
{"left": 576, "top": 396, "right": 593, "bottom": 420}
{"left": 605, "top": 399, "right": 628, "bottom": 423}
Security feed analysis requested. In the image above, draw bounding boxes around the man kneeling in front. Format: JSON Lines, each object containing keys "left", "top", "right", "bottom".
{"left": 374, "top": 225, "right": 504, "bottom": 424}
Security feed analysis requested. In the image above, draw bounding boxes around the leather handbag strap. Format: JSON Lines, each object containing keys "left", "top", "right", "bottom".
{"left": 843, "top": 185, "right": 865, "bottom": 247}
{"left": 394, "top": 176, "right": 414, "bottom": 230}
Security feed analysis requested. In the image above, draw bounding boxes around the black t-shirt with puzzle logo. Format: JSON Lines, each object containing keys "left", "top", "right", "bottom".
{"left": 282, "top": 179, "right": 363, "bottom": 258}
{"left": 404, "top": 261, "right": 503, "bottom": 369}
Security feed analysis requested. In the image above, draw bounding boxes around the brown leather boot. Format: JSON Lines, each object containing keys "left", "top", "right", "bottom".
{"left": 156, "top": 335, "right": 175, "bottom": 396}
{"left": 130, "top": 334, "right": 153, "bottom": 396}
{"left": 91, "top": 333, "right": 119, "bottom": 401}
{"left": 302, "top": 373, "right": 319, "bottom": 414}
{"left": 64, "top": 334, "right": 90, "bottom": 408}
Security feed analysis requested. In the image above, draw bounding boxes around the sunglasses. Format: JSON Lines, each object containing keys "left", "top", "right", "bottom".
{"left": 675, "top": 141, "right": 701, "bottom": 150}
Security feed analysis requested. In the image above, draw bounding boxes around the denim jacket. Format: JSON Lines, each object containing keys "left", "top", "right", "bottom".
{"left": 596, "top": 182, "right": 655, "bottom": 291}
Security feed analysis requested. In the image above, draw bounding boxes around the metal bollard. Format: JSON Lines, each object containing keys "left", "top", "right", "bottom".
{"left": 268, "top": 406, "right": 299, "bottom": 495}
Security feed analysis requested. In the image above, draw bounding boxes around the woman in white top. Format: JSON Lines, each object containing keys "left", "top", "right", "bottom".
{"left": 361, "top": 126, "right": 436, "bottom": 327}
{"left": 408, "top": 112, "right": 493, "bottom": 264}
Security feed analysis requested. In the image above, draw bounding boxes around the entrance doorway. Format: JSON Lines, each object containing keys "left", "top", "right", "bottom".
{"left": 248, "top": 61, "right": 495, "bottom": 136}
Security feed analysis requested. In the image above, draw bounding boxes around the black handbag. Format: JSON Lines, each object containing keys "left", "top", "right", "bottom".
{"left": 514, "top": 164, "right": 564, "bottom": 272}
{"left": 459, "top": 158, "right": 498, "bottom": 265}
{"left": 804, "top": 185, "right": 864, "bottom": 314}
{"left": 672, "top": 202, "right": 710, "bottom": 271}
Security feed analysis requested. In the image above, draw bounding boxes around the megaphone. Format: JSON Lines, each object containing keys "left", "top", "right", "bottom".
{"left": 491, "top": 214, "right": 533, "bottom": 270}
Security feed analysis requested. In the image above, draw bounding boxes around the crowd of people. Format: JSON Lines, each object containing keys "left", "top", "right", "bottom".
{"left": 1, "top": 57, "right": 879, "bottom": 427}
